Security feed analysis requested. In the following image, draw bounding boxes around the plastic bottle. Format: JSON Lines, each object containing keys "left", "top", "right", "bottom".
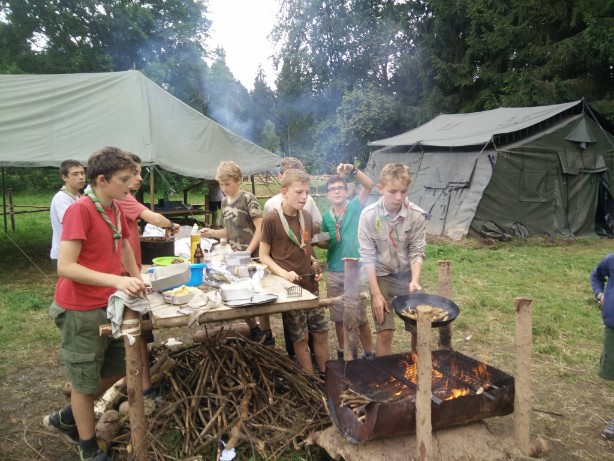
{"left": 218, "top": 238, "right": 232, "bottom": 255}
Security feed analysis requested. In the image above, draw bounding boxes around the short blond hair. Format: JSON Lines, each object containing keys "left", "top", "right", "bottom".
{"left": 380, "top": 163, "right": 411, "bottom": 187}
{"left": 281, "top": 168, "right": 310, "bottom": 189}
{"left": 280, "top": 157, "right": 305, "bottom": 175}
{"left": 216, "top": 161, "right": 242, "bottom": 182}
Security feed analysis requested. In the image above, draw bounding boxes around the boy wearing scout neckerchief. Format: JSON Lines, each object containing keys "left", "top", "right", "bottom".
{"left": 358, "top": 163, "right": 427, "bottom": 357}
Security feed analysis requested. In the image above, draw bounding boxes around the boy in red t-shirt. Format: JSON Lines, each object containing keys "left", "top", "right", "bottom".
{"left": 43, "top": 147, "right": 146, "bottom": 461}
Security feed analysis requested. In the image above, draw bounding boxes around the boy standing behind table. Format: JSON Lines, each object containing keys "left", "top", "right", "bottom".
{"left": 119, "top": 153, "right": 180, "bottom": 404}
{"left": 358, "top": 163, "right": 427, "bottom": 357}
{"left": 318, "top": 163, "right": 374, "bottom": 360}
{"left": 50, "top": 160, "right": 85, "bottom": 268}
{"left": 200, "top": 161, "right": 274, "bottom": 345}
{"left": 43, "top": 147, "right": 146, "bottom": 461}
{"left": 259, "top": 169, "right": 330, "bottom": 376}
{"left": 264, "top": 157, "right": 322, "bottom": 233}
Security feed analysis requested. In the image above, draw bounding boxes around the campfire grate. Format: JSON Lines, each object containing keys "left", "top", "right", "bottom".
{"left": 325, "top": 350, "right": 515, "bottom": 443}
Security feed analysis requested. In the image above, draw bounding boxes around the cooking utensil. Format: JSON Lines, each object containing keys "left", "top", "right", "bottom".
{"left": 392, "top": 293, "right": 460, "bottom": 328}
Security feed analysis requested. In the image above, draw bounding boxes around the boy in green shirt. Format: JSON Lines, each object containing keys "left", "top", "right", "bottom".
{"left": 319, "top": 163, "right": 374, "bottom": 359}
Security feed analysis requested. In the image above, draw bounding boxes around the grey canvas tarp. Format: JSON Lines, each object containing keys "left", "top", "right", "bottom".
{"left": 366, "top": 100, "right": 614, "bottom": 240}
{"left": 0, "top": 70, "right": 279, "bottom": 178}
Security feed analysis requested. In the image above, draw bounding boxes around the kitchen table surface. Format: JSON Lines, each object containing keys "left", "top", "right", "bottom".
{"left": 142, "top": 271, "right": 319, "bottom": 329}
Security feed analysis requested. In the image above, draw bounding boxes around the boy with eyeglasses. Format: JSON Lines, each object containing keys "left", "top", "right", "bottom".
{"left": 318, "top": 163, "right": 374, "bottom": 360}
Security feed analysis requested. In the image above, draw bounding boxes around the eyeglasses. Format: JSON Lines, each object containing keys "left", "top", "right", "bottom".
{"left": 327, "top": 186, "right": 348, "bottom": 193}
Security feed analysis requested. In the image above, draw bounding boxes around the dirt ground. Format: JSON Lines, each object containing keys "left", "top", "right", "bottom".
{"left": 1, "top": 316, "right": 614, "bottom": 461}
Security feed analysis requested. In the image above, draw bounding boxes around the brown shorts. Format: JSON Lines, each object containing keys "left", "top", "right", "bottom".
{"left": 282, "top": 307, "right": 329, "bottom": 343}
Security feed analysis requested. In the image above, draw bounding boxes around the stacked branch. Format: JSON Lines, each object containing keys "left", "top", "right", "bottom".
{"left": 339, "top": 389, "right": 372, "bottom": 423}
{"left": 114, "top": 331, "right": 330, "bottom": 460}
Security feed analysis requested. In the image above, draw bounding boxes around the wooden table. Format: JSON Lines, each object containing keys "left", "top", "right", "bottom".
{"left": 145, "top": 273, "right": 319, "bottom": 328}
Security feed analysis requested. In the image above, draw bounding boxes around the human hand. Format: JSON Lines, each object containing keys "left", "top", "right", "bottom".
{"left": 371, "top": 292, "right": 388, "bottom": 324}
{"left": 283, "top": 270, "right": 301, "bottom": 283}
{"left": 336, "top": 163, "right": 355, "bottom": 177}
{"left": 117, "top": 276, "right": 147, "bottom": 298}
{"left": 597, "top": 292, "right": 604, "bottom": 304}
{"left": 409, "top": 280, "right": 423, "bottom": 293}
{"left": 200, "top": 227, "right": 211, "bottom": 238}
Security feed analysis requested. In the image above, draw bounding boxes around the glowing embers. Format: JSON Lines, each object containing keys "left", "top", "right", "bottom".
{"left": 325, "top": 350, "right": 515, "bottom": 443}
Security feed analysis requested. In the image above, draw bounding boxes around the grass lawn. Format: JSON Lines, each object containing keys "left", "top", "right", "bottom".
{"left": 1, "top": 190, "right": 614, "bottom": 460}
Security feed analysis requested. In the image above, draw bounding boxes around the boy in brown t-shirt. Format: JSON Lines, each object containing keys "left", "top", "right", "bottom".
{"left": 260, "top": 169, "right": 329, "bottom": 375}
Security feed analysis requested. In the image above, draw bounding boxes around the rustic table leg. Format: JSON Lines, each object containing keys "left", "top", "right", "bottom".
{"left": 437, "top": 260, "right": 452, "bottom": 350}
{"left": 123, "top": 309, "right": 148, "bottom": 460}
{"left": 416, "top": 306, "right": 433, "bottom": 461}
{"left": 342, "top": 258, "right": 361, "bottom": 360}
{"left": 514, "top": 297, "right": 533, "bottom": 456}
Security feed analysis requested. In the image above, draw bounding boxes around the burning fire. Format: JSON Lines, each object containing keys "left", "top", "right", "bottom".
{"left": 395, "top": 352, "right": 493, "bottom": 400}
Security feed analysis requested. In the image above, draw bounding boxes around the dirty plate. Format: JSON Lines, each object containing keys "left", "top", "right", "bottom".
{"left": 224, "top": 293, "right": 278, "bottom": 307}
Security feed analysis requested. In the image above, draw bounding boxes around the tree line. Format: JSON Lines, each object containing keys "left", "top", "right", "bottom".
{"left": 1, "top": 0, "right": 613, "bottom": 181}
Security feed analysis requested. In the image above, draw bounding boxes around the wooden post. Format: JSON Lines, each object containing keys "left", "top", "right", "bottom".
{"left": 2, "top": 167, "right": 7, "bottom": 233}
{"left": 8, "top": 187, "right": 15, "bottom": 231}
{"left": 416, "top": 305, "right": 433, "bottom": 461}
{"left": 437, "top": 260, "right": 452, "bottom": 350}
{"left": 514, "top": 297, "right": 532, "bottom": 456}
{"left": 342, "top": 258, "right": 361, "bottom": 360}
{"left": 122, "top": 309, "right": 148, "bottom": 460}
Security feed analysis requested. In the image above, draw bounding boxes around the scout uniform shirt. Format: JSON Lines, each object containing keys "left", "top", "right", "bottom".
{"left": 358, "top": 196, "right": 427, "bottom": 276}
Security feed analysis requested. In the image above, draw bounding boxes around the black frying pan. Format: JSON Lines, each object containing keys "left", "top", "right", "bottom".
{"left": 392, "top": 293, "right": 460, "bottom": 328}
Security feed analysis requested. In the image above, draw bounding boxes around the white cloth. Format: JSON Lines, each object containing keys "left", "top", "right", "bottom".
{"left": 107, "top": 290, "right": 150, "bottom": 345}
{"left": 49, "top": 189, "right": 79, "bottom": 259}
{"left": 263, "top": 193, "right": 322, "bottom": 226}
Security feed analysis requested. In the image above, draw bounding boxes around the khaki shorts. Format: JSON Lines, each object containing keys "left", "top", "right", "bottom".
{"left": 599, "top": 326, "right": 614, "bottom": 381}
{"left": 49, "top": 302, "right": 125, "bottom": 394}
{"left": 282, "top": 307, "right": 329, "bottom": 343}
{"left": 373, "top": 273, "right": 414, "bottom": 333}
{"left": 326, "top": 271, "right": 368, "bottom": 325}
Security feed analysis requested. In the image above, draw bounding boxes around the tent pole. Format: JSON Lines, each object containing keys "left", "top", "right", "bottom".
{"left": 2, "top": 167, "right": 6, "bottom": 233}
{"left": 149, "top": 168, "right": 155, "bottom": 211}
{"left": 251, "top": 175, "right": 255, "bottom": 195}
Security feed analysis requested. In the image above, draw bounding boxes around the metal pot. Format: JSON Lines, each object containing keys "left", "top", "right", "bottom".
{"left": 140, "top": 236, "right": 175, "bottom": 265}
{"left": 392, "top": 293, "right": 460, "bottom": 328}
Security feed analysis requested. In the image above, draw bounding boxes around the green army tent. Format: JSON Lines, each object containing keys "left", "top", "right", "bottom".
{"left": 366, "top": 100, "right": 614, "bottom": 240}
{"left": 0, "top": 70, "right": 279, "bottom": 178}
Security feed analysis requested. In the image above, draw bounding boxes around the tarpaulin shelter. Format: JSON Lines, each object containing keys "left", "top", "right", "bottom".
{"left": 366, "top": 100, "right": 614, "bottom": 240}
{"left": 0, "top": 70, "right": 280, "bottom": 177}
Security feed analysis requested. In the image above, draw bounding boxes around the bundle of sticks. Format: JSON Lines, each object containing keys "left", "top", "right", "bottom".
{"left": 339, "top": 389, "right": 373, "bottom": 423}
{"left": 121, "top": 330, "right": 330, "bottom": 460}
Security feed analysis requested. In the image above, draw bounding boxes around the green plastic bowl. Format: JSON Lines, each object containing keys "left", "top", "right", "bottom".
{"left": 151, "top": 256, "right": 188, "bottom": 266}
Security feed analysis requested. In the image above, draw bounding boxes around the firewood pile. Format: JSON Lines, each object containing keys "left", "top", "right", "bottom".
{"left": 119, "top": 331, "right": 331, "bottom": 460}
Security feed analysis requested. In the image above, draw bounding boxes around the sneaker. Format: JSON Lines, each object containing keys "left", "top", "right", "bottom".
{"left": 80, "top": 448, "right": 113, "bottom": 461}
{"left": 362, "top": 351, "right": 375, "bottom": 360}
{"left": 249, "top": 326, "right": 264, "bottom": 342}
{"left": 42, "top": 410, "right": 79, "bottom": 443}
{"left": 262, "top": 329, "right": 275, "bottom": 347}
{"left": 601, "top": 418, "right": 614, "bottom": 439}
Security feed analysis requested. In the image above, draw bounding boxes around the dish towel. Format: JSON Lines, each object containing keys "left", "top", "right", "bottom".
{"left": 107, "top": 291, "right": 150, "bottom": 345}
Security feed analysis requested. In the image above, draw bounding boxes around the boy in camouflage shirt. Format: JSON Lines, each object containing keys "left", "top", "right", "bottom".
{"left": 201, "top": 161, "right": 273, "bottom": 344}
